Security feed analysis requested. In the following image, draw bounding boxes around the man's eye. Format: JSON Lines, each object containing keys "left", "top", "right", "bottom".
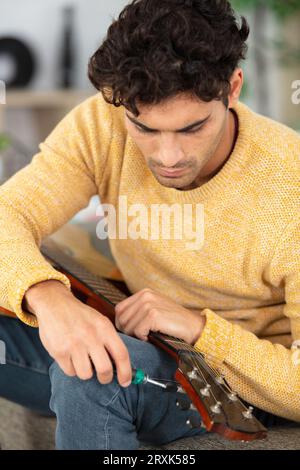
{"left": 183, "top": 127, "right": 202, "bottom": 135}
{"left": 135, "top": 126, "right": 202, "bottom": 135}
{"left": 135, "top": 126, "right": 156, "bottom": 134}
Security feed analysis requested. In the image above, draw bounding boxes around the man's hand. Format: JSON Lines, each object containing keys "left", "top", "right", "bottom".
{"left": 24, "top": 280, "right": 132, "bottom": 387}
{"left": 115, "top": 288, "right": 206, "bottom": 346}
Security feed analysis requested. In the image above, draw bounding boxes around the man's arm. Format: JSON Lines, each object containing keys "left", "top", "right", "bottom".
{"left": 0, "top": 94, "right": 135, "bottom": 387}
{"left": 193, "top": 216, "right": 300, "bottom": 422}
{"left": 0, "top": 93, "right": 111, "bottom": 326}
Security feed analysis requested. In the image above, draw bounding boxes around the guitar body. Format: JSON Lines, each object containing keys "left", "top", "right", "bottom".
{"left": 0, "top": 237, "right": 267, "bottom": 442}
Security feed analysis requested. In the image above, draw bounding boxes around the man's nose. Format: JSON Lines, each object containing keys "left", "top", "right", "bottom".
{"left": 157, "top": 134, "right": 185, "bottom": 168}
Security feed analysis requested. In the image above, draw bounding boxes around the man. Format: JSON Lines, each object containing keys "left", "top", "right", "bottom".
{"left": 0, "top": 0, "right": 299, "bottom": 450}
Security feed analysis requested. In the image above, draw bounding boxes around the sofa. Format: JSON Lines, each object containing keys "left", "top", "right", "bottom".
{"left": 0, "top": 396, "right": 299, "bottom": 450}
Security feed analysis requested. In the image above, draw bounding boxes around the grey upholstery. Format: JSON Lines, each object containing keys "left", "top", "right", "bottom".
{"left": 0, "top": 397, "right": 299, "bottom": 450}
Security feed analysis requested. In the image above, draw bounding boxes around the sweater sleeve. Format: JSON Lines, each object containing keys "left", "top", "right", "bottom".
{"left": 0, "top": 93, "right": 113, "bottom": 327}
{"left": 193, "top": 216, "right": 300, "bottom": 422}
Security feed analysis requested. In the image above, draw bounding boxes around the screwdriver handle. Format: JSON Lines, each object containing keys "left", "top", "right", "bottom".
{"left": 112, "top": 364, "right": 147, "bottom": 385}
{"left": 131, "top": 368, "right": 147, "bottom": 384}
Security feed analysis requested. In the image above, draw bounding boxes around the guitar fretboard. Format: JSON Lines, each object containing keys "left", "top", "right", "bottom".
{"left": 41, "top": 237, "right": 127, "bottom": 305}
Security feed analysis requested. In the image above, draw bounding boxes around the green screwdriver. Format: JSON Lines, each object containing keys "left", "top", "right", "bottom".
{"left": 114, "top": 366, "right": 178, "bottom": 392}
{"left": 131, "top": 367, "right": 178, "bottom": 391}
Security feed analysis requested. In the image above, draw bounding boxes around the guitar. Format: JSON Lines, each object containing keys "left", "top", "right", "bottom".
{"left": 0, "top": 237, "right": 267, "bottom": 442}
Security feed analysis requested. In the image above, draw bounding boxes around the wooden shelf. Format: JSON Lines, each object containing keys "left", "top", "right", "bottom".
{"left": 0, "top": 89, "right": 95, "bottom": 138}
{"left": 5, "top": 89, "right": 94, "bottom": 109}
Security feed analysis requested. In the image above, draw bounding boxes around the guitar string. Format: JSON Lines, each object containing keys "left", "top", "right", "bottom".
{"left": 170, "top": 340, "right": 251, "bottom": 414}
{"left": 148, "top": 336, "right": 222, "bottom": 407}
{"left": 165, "top": 337, "right": 250, "bottom": 412}
{"left": 164, "top": 339, "right": 227, "bottom": 407}
{"left": 167, "top": 337, "right": 245, "bottom": 402}
{"left": 167, "top": 337, "right": 229, "bottom": 386}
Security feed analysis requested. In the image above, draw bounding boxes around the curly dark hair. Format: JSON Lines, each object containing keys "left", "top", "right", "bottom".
{"left": 88, "top": 0, "right": 249, "bottom": 116}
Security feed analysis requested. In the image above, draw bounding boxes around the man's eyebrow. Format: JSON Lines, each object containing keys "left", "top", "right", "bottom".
{"left": 125, "top": 112, "right": 211, "bottom": 132}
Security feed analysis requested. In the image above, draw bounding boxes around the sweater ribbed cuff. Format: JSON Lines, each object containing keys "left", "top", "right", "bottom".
{"left": 193, "top": 308, "right": 234, "bottom": 369}
{"left": 8, "top": 267, "right": 71, "bottom": 327}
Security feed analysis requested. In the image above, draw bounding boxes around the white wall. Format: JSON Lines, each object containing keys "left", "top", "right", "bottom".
{"left": 0, "top": 0, "right": 128, "bottom": 90}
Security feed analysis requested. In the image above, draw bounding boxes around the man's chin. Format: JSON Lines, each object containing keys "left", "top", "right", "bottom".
{"left": 154, "top": 174, "right": 194, "bottom": 190}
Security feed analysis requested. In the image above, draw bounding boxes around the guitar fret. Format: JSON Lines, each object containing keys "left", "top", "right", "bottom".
{"left": 41, "top": 239, "right": 127, "bottom": 304}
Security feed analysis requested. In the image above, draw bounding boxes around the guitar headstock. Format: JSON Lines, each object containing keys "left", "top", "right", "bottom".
{"left": 148, "top": 332, "right": 267, "bottom": 442}
{"left": 176, "top": 350, "right": 267, "bottom": 441}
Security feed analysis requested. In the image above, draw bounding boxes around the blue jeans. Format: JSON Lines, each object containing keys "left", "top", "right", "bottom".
{"left": 0, "top": 315, "right": 206, "bottom": 449}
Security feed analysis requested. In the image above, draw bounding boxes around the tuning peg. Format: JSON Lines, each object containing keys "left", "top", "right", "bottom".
{"left": 227, "top": 391, "right": 238, "bottom": 402}
{"left": 176, "top": 398, "right": 198, "bottom": 412}
{"left": 242, "top": 406, "right": 254, "bottom": 419}
{"left": 186, "top": 415, "right": 206, "bottom": 430}
{"left": 176, "top": 398, "right": 191, "bottom": 411}
{"left": 176, "top": 385, "right": 187, "bottom": 395}
{"left": 187, "top": 368, "right": 203, "bottom": 382}
{"left": 210, "top": 401, "right": 222, "bottom": 414}
{"left": 215, "top": 375, "right": 225, "bottom": 384}
{"left": 200, "top": 384, "right": 211, "bottom": 397}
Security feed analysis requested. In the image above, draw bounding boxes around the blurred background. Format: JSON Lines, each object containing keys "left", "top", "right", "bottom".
{"left": 0, "top": 0, "right": 299, "bottom": 203}
{"left": 0, "top": 0, "right": 129, "bottom": 271}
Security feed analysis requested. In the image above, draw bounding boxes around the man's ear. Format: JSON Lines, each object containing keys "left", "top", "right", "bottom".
{"left": 228, "top": 68, "right": 244, "bottom": 108}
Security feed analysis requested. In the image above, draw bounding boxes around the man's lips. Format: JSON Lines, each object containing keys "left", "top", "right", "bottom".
{"left": 157, "top": 167, "right": 188, "bottom": 178}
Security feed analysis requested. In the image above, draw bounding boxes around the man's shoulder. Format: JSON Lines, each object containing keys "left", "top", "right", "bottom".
{"left": 236, "top": 101, "right": 300, "bottom": 171}
{"left": 71, "top": 91, "right": 121, "bottom": 119}
{"left": 59, "top": 91, "right": 127, "bottom": 141}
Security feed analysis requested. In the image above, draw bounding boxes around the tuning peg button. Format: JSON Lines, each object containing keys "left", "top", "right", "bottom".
{"left": 242, "top": 406, "right": 254, "bottom": 419}
{"left": 215, "top": 375, "right": 225, "bottom": 385}
{"left": 210, "top": 401, "right": 222, "bottom": 414}
{"left": 187, "top": 368, "right": 203, "bottom": 382}
{"left": 176, "top": 398, "right": 191, "bottom": 411}
{"left": 176, "top": 385, "right": 187, "bottom": 395}
{"left": 228, "top": 391, "right": 238, "bottom": 402}
{"left": 186, "top": 415, "right": 206, "bottom": 430}
{"left": 176, "top": 398, "right": 198, "bottom": 412}
{"left": 200, "top": 384, "right": 211, "bottom": 397}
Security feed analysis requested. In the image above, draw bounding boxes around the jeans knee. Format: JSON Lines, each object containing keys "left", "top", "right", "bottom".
{"left": 48, "top": 333, "right": 176, "bottom": 418}
{"left": 49, "top": 360, "right": 121, "bottom": 417}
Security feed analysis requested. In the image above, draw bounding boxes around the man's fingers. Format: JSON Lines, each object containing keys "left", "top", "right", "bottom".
{"left": 71, "top": 349, "right": 94, "bottom": 380}
{"left": 115, "top": 289, "right": 145, "bottom": 312}
{"left": 58, "top": 356, "right": 77, "bottom": 377}
{"left": 104, "top": 335, "right": 132, "bottom": 388}
{"left": 116, "top": 303, "right": 141, "bottom": 329}
{"left": 89, "top": 346, "right": 115, "bottom": 385}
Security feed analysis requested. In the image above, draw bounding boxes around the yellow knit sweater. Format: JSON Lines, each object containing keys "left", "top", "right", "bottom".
{"left": 0, "top": 92, "right": 299, "bottom": 422}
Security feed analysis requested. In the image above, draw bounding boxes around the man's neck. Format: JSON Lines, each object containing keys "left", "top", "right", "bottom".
{"left": 203, "top": 108, "right": 238, "bottom": 179}
{"left": 189, "top": 108, "right": 239, "bottom": 190}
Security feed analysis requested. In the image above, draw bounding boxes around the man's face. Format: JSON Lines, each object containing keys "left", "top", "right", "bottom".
{"left": 124, "top": 92, "right": 230, "bottom": 190}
